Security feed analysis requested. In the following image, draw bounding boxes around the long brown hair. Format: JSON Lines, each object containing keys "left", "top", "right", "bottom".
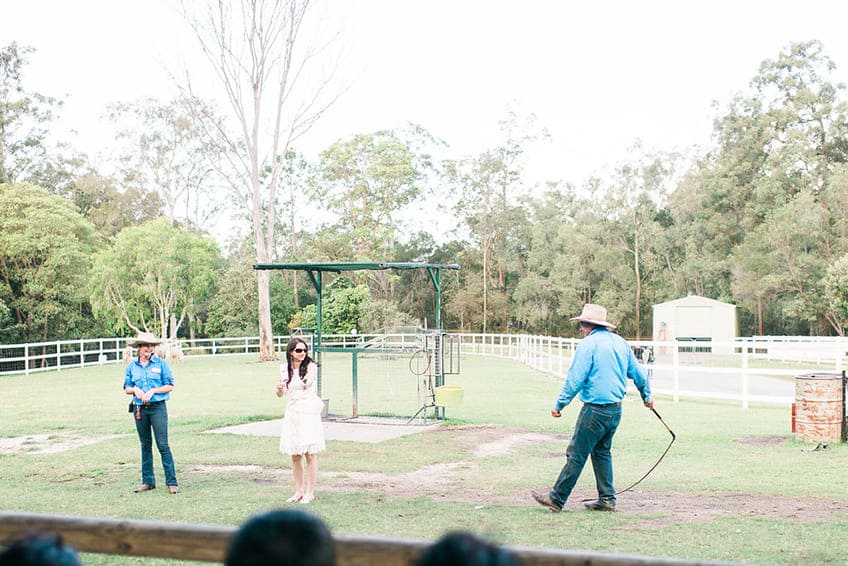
{"left": 284, "top": 338, "right": 316, "bottom": 386}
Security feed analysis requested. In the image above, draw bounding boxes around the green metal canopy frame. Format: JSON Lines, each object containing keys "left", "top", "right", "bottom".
{"left": 253, "top": 262, "right": 460, "bottom": 403}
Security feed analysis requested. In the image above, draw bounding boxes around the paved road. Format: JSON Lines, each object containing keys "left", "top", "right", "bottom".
{"left": 646, "top": 363, "right": 795, "bottom": 404}
{"left": 534, "top": 351, "right": 804, "bottom": 404}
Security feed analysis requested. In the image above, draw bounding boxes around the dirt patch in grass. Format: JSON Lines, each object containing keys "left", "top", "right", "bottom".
{"left": 611, "top": 491, "right": 848, "bottom": 528}
{"left": 0, "top": 432, "right": 125, "bottom": 455}
{"left": 459, "top": 425, "right": 560, "bottom": 458}
{"left": 187, "top": 425, "right": 847, "bottom": 525}
{"left": 8, "top": 424, "right": 844, "bottom": 524}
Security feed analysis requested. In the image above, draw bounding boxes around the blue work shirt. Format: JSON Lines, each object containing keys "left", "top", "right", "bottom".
{"left": 554, "top": 328, "right": 651, "bottom": 410}
{"left": 124, "top": 355, "right": 174, "bottom": 405}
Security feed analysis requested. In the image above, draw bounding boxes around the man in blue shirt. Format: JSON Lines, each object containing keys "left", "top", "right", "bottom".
{"left": 532, "top": 304, "right": 652, "bottom": 512}
{"left": 123, "top": 331, "right": 179, "bottom": 494}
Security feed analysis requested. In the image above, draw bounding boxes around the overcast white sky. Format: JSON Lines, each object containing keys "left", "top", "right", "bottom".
{"left": 5, "top": 0, "right": 848, "bottom": 235}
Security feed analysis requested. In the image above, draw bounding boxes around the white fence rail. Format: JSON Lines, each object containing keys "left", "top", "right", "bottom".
{"left": 458, "top": 334, "right": 848, "bottom": 407}
{"left": 0, "top": 334, "right": 426, "bottom": 376}
{"left": 3, "top": 333, "right": 847, "bottom": 407}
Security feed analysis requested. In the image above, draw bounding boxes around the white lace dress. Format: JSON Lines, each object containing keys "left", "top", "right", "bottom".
{"left": 279, "top": 362, "right": 326, "bottom": 456}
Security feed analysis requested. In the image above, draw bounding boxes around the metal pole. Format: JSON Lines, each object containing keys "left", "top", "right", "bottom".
{"left": 842, "top": 369, "right": 846, "bottom": 443}
{"left": 426, "top": 267, "right": 443, "bottom": 331}
{"left": 352, "top": 352, "right": 358, "bottom": 418}
{"left": 434, "top": 269, "right": 441, "bottom": 330}
{"left": 742, "top": 343, "right": 750, "bottom": 409}
{"left": 315, "top": 271, "right": 323, "bottom": 397}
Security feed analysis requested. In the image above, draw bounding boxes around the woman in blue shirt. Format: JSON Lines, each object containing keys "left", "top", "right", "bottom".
{"left": 123, "top": 331, "right": 179, "bottom": 494}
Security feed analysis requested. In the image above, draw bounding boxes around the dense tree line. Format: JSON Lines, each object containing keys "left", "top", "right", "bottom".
{"left": 2, "top": 37, "right": 848, "bottom": 346}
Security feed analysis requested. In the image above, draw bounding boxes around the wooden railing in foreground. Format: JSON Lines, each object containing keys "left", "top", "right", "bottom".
{"left": 0, "top": 511, "right": 737, "bottom": 566}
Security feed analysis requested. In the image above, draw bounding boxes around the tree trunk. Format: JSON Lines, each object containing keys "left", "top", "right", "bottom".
{"left": 188, "top": 313, "right": 196, "bottom": 347}
{"left": 482, "top": 242, "right": 489, "bottom": 333}
{"left": 257, "top": 269, "right": 276, "bottom": 361}
{"left": 181, "top": 0, "right": 335, "bottom": 363}
{"left": 634, "top": 236, "right": 642, "bottom": 340}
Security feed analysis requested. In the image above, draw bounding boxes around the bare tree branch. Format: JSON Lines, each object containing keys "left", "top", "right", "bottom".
{"left": 177, "top": 0, "right": 341, "bottom": 360}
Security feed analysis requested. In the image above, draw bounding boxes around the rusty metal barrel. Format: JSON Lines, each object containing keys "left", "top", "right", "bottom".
{"left": 794, "top": 372, "right": 847, "bottom": 443}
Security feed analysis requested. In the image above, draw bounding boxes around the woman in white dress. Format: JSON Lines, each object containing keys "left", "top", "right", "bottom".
{"left": 276, "top": 337, "right": 325, "bottom": 504}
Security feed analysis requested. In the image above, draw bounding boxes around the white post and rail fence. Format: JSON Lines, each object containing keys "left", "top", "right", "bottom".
{"left": 1, "top": 333, "right": 846, "bottom": 408}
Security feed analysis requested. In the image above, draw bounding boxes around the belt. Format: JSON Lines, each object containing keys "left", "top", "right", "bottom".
{"left": 139, "top": 401, "right": 165, "bottom": 407}
{"left": 586, "top": 402, "right": 620, "bottom": 408}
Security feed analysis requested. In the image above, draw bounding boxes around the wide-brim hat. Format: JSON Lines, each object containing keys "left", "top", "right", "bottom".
{"left": 569, "top": 303, "right": 616, "bottom": 329}
{"left": 127, "top": 331, "right": 163, "bottom": 346}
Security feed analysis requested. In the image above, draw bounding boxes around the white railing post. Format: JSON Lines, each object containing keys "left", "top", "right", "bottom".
{"left": 569, "top": 338, "right": 576, "bottom": 370}
{"left": 532, "top": 336, "right": 537, "bottom": 370}
{"left": 79, "top": 339, "right": 85, "bottom": 368}
{"left": 57, "top": 341, "right": 62, "bottom": 371}
{"left": 530, "top": 335, "right": 539, "bottom": 369}
{"left": 672, "top": 342, "right": 680, "bottom": 403}
{"left": 547, "top": 337, "right": 552, "bottom": 374}
{"left": 24, "top": 344, "right": 30, "bottom": 375}
{"left": 537, "top": 336, "right": 542, "bottom": 370}
{"left": 558, "top": 338, "right": 563, "bottom": 376}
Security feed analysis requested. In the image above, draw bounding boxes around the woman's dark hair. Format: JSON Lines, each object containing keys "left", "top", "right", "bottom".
{"left": 225, "top": 509, "right": 336, "bottom": 566}
{"left": 416, "top": 531, "right": 523, "bottom": 566}
{"left": 284, "top": 337, "right": 316, "bottom": 386}
{"left": 0, "top": 533, "right": 81, "bottom": 566}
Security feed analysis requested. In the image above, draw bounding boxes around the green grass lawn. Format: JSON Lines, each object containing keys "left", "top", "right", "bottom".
{"left": 1, "top": 353, "right": 847, "bottom": 565}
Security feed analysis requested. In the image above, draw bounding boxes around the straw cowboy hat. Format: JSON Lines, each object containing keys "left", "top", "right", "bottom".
{"left": 127, "top": 331, "right": 164, "bottom": 346}
{"left": 569, "top": 303, "right": 616, "bottom": 329}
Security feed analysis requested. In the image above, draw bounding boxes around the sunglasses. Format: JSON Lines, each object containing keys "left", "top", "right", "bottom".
{"left": 293, "top": 348, "right": 307, "bottom": 353}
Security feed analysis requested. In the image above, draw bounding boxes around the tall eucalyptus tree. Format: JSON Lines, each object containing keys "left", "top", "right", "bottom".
{"left": 317, "top": 126, "right": 437, "bottom": 297}
{"left": 108, "top": 97, "right": 219, "bottom": 230}
{"left": 708, "top": 41, "right": 848, "bottom": 334}
{"left": 444, "top": 110, "right": 543, "bottom": 332}
{"left": 179, "top": 0, "right": 341, "bottom": 360}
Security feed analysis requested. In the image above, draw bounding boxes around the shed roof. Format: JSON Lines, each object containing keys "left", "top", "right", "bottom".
{"left": 652, "top": 295, "right": 735, "bottom": 309}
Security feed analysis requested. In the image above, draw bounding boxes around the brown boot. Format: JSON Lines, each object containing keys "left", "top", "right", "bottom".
{"left": 531, "top": 489, "right": 562, "bottom": 513}
{"left": 583, "top": 499, "right": 616, "bottom": 511}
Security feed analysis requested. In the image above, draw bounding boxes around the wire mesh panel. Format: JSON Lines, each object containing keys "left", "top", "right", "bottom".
{"left": 317, "top": 347, "right": 431, "bottom": 419}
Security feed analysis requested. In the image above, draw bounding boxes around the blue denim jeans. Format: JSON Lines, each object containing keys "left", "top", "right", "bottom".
{"left": 550, "top": 403, "right": 622, "bottom": 508}
{"left": 134, "top": 402, "right": 177, "bottom": 487}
